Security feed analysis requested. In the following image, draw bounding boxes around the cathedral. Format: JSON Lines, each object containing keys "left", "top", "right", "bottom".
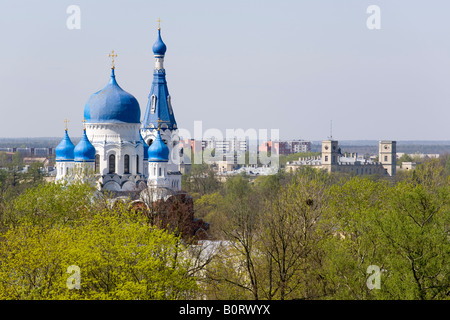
{"left": 55, "top": 26, "right": 182, "bottom": 199}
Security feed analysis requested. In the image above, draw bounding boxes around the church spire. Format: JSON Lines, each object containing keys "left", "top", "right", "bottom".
{"left": 142, "top": 26, "right": 177, "bottom": 132}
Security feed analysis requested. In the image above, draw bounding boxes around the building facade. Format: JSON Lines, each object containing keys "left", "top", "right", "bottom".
{"left": 258, "top": 140, "right": 311, "bottom": 155}
{"left": 55, "top": 27, "right": 182, "bottom": 197}
{"left": 286, "top": 140, "right": 396, "bottom": 177}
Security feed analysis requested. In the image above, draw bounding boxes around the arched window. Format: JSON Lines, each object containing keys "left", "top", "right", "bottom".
{"left": 109, "top": 154, "right": 115, "bottom": 174}
{"left": 150, "top": 94, "right": 157, "bottom": 114}
{"left": 159, "top": 167, "right": 162, "bottom": 176}
{"left": 167, "top": 95, "right": 173, "bottom": 114}
{"left": 95, "top": 154, "right": 100, "bottom": 174}
{"left": 147, "top": 139, "right": 153, "bottom": 147}
{"left": 136, "top": 155, "right": 139, "bottom": 174}
{"left": 124, "top": 154, "right": 130, "bottom": 174}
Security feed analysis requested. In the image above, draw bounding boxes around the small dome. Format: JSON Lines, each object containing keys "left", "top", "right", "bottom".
{"left": 84, "top": 68, "right": 141, "bottom": 124}
{"left": 152, "top": 29, "right": 167, "bottom": 56}
{"left": 148, "top": 130, "right": 169, "bottom": 162}
{"left": 140, "top": 132, "right": 149, "bottom": 160}
{"left": 55, "top": 130, "right": 75, "bottom": 161}
{"left": 74, "top": 129, "right": 96, "bottom": 162}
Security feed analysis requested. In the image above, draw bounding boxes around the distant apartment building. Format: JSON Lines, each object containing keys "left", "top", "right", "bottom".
{"left": 258, "top": 140, "right": 311, "bottom": 155}
{"left": 0, "top": 147, "right": 54, "bottom": 156}
{"left": 180, "top": 138, "right": 248, "bottom": 156}
{"left": 215, "top": 139, "right": 247, "bottom": 155}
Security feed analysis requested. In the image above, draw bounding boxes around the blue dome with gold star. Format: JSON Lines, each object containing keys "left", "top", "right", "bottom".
{"left": 83, "top": 68, "right": 141, "bottom": 124}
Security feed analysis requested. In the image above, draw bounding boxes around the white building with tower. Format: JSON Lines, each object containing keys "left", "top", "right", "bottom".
{"left": 286, "top": 139, "right": 397, "bottom": 177}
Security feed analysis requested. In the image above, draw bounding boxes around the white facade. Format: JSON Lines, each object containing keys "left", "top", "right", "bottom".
{"left": 141, "top": 128, "right": 183, "bottom": 192}
{"left": 85, "top": 122, "right": 147, "bottom": 192}
{"left": 55, "top": 161, "right": 75, "bottom": 182}
{"left": 379, "top": 141, "right": 396, "bottom": 177}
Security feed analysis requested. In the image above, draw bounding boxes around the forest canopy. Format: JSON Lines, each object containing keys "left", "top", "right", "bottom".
{"left": 0, "top": 156, "right": 448, "bottom": 300}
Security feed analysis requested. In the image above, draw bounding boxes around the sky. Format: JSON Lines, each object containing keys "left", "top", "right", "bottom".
{"left": 0, "top": 0, "right": 449, "bottom": 141}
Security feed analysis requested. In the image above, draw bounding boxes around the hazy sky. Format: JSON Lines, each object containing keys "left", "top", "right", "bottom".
{"left": 1, "top": 0, "right": 449, "bottom": 140}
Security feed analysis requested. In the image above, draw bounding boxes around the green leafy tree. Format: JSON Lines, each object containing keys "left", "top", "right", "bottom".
{"left": 321, "top": 160, "right": 449, "bottom": 300}
{"left": 1, "top": 180, "right": 98, "bottom": 228}
{"left": 374, "top": 160, "right": 449, "bottom": 299}
{"left": 181, "top": 163, "right": 221, "bottom": 198}
{"left": 320, "top": 177, "right": 389, "bottom": 299}
{"left": 398, "top": 153, "right": 413, "bottom": 166}
{"left": 207, "top": 175, "right": 263, "bottom": 299}
{"left": 0, "top": 203, "right": 199, "bottom": 300}
{"left": 259, "top": 169, "right": 332, "bottom": 300}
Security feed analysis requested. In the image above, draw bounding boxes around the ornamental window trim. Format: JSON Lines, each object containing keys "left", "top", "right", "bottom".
{"left": 151, "top": 94, "right": 157, "bottom": 114}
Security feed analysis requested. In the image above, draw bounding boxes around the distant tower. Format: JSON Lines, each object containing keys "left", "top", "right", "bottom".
{"left": 379, "top": 141, "right": 396, "bottom": 176}
{"left": 321, "top": 140, "right": 339, "bottom": 172}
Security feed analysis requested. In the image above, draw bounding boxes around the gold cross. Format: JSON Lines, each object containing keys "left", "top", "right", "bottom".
{"left": 157, "top": 18, "right": 161, "bottom": 30}
{"left": 156, "top": 118, "right": 167, "bottom": 131}
{"left": 108, "top": 50, "right": 118, "bottom": 69}
{"left": 82, "top": 118, "right": 87, "bottom": 130}
{"left": 64, "top": 118, "right": 69, "bottom": 131}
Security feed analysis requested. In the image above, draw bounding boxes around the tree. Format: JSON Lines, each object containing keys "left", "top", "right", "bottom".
{"left": 398, "top": 153, "right": 413, "bottom": 166}
{"left": 181, "top": 163, "right": 221, "bottom": 197}
{"left": 0, "top": 203, "right": 199, "bottom": 300}
{"left": 259, "top": 169, "right": 332, "bottom": 300}
{"left": 206, "top": 175, "right": 263, "bottom": 299}
{"left": 194, "top": 192, "right": 224, "bottom": 236}
{"left": 1, "top": 180, "right": 98, "bottom": 229}
{"left": 320, "top": 159, "right": 449, "bottom": 300}
{"left": 320, "top": 177, "right": 389, "bottom": 299}
{"left": 374, "top": 160, "right": 449, "bottom": 299}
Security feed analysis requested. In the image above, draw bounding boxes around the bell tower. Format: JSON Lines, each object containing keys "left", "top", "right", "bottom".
{"left": 322, "top": 140, "right": 339, "bottom": 164}
{"left": 141, "top": 24, "right": 181, "bottom": 172}
{"left": 379, "top": 141, "right": 396, "bottom": 176}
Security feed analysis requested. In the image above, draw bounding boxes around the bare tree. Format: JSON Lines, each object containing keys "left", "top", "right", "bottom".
{"left": 260, "top": 170, "right": 331, "bottom": 300}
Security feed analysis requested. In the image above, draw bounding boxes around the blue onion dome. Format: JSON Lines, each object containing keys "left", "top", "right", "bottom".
{"left": 83, "top": 68, "right": 141, "bottom": 124}
{"left": 140, "top": 132, "right": 149, "bottom": 160}
{"left": 152, "top": 29, "right": 167, "bottom": 56}
{"left": 147, "top": 130, "right": 169, "bottom": 162}
{"left": 55, "top": 130, "right": 75, "bottom": 161}
{"left": 74, "top": 129, "right": 96, "bottom": 162}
